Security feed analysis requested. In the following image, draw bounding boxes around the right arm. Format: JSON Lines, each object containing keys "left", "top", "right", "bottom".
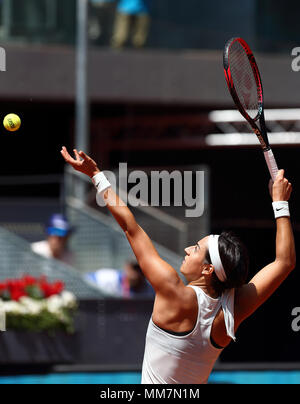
{"left": 104, "top": 186, "right": 183, "bottom": 292}
{"left": 60, "top": 147, "right": 184, "bottom": 296}
{"left": 235, "top": 170, "right": 296, "bottom": 324}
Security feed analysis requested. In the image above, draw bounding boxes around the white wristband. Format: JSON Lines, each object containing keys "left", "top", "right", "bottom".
{"left": 92, "top": 172, "right": 111, "bottom": 194}
{"left": 272, "top": 201, "right": 290, "bottom": 219}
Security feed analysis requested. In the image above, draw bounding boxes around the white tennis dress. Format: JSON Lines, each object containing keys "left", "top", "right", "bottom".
{"left": 141, "top": 285, "right": 234, "bottom": 384}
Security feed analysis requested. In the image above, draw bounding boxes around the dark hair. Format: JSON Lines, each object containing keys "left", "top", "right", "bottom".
{"left": 206, "top": 231, "right": 249, "bottom": 295}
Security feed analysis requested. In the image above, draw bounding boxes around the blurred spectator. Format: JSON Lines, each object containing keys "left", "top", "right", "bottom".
{"left": 31, "top": 214, "right": 74, "bottom": 266}
{"left": 89, "top": 0, "right": 116, "bottom": 45}
{"left": 111, "top": 0, "right": 151, "bottom": 49}
{"left": 85, "top": 260, "right": 154, "bottom": 298}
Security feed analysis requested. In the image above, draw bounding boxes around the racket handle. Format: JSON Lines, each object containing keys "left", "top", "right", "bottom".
{"left": 264, "top": 149, "right": 278, "bottom": 182}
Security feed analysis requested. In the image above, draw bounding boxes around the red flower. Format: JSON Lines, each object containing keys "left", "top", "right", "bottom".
{"left": 38, "top": 277, "right": 64, "bottom": 298}
{"left": 50, "top": 281, "right": 64, "bottom": 296}
{"left": 10, "top": 289, "right": 26, "bottom": 301}
{"left": 0, "top": 275, "right": 65, "bottom": 301}
{"left": 3, "top": 278, "right": 26, "bottom": 301}
{"left": 0, "top": 282, "right": 7, "bottom": 292}
{"left": 23, "top": 275, "right": 37, "bottom": 287}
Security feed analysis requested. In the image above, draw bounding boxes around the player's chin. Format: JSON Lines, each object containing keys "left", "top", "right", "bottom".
{"left": 180, "top": 260, "right": 186, "bottom": 274}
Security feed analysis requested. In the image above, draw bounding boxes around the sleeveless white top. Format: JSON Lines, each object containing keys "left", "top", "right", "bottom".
{"left": 141, "top": 286, "right": 233, "bottom": 384}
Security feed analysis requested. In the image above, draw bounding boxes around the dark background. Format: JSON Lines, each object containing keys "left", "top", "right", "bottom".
{"left": 1, "top": 98, "right": 299, "bottom": 364}
{"left": 0, "top": 0, "right": 299, "bottom": 367}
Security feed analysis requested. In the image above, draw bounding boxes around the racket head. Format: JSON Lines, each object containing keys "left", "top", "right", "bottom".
{"left": 223, "top": 37, "right": 264, "bottom": 122}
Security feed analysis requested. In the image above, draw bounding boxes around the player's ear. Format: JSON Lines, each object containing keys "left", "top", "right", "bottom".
{"left": 202, "top": 263, "right": 214, "bottom": 276}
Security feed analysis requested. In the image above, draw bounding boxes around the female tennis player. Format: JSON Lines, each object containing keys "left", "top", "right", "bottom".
{"left": 61, "top": 146, "right": 295, "bottom": 384}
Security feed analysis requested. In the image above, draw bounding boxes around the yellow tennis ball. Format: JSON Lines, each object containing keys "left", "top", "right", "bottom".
{"left": 3, "top": 114, "right": 21, "bottom": 132}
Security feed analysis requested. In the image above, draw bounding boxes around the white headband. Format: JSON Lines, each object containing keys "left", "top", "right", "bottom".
{"left": 208, "top": 235, "right": 227, "bottom": 283}
{"left": 208, "top": 234, "right": 236, "bottom": 341}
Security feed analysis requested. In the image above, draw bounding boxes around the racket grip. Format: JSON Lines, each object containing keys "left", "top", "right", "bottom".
{"left": 264, "top": 149, "right": 278, "bottom": 182}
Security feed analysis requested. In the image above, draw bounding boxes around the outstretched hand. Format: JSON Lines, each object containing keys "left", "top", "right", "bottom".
{"left": 60, "top": 146, "right": 100, "bottom": 178}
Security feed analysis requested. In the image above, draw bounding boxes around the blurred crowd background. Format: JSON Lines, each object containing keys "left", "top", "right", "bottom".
{"left": 0, "top": 0, "right": 299, "bottom": 384}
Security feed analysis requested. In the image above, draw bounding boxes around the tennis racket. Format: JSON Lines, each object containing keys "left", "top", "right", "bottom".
{"left": 223, "top": 37, "right": 278, "bottom": 181}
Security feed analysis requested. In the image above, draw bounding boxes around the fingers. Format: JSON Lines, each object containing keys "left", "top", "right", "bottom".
{"left": 275, "top": 169, "right": 291, "bottom": 186}
{"left": 275, "top": 169, "right": 284, "bottom": 180}
{"left": 60, "top": 146, "right": 79, "bottom": 166}
{"left": 271, "top": 167, "right": 293, "bottom": 201}
{"left": 78, "top": 150, "right": 90, "bottom": 161}
{"left": 73, "top": 149, "right": 82, "bottom": 162}
{"left": 60, "top": 146, "right": 73, "bottom": 162}
{"left": 61, "top": 146, "right": 89, "bottom": 162}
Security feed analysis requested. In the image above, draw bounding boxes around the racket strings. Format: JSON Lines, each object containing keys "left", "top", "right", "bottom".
{"left": 229, "top": 41, "right": 259, "bottom": 119}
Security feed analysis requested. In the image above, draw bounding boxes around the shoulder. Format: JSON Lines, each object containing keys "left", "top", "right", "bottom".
{"left": 157, "top": 283, "right": 197, "bottom": 306}
{"left": 153, "top": 285, "right": 198, "bottom": 327}
{"left": 180, "top": 285, "right": 199, "bottom": 308}
{"left": 152, "top": 285, "right": 199, "bottom": 332}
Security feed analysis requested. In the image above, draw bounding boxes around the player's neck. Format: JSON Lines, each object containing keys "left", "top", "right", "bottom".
{"left": 189, "top": 279, "right": 220, "bottom": 299}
